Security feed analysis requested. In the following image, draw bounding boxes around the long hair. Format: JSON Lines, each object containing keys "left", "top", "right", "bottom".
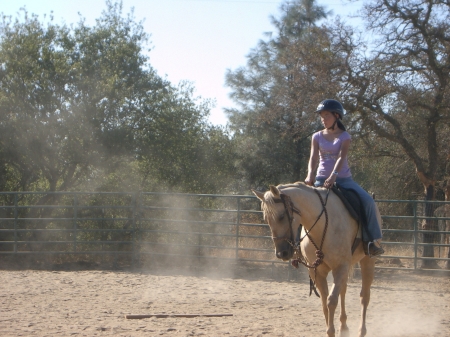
{"left": 330, "top": 112, "right": 346, "bottom": 131}
{"left": 336, "top": 119, "right": 346, "bottom": 131}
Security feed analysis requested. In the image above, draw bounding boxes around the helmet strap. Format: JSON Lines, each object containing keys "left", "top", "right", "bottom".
{"left": 327, "top": 115, "right": 339, "bottom": 130}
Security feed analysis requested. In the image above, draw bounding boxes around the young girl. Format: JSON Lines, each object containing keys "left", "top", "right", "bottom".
{"left": 304, "top": 99, "right": 384, "bottom": 257}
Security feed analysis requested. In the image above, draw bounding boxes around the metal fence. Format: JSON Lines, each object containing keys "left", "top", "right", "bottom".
{"left": 0, "top": 191, "right": 449, "bottom": 272}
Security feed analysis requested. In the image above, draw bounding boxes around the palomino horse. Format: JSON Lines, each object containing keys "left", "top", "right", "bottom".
{"left": 253, "top": 182, "right": 382, "bottom": 337}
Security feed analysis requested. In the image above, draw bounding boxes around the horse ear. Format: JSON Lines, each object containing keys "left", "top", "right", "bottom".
{"left": 252, "top": 189, "right": 265, "bottom": 201}
{"left": 269, "top": 185, "right": 280, "bottom": 198}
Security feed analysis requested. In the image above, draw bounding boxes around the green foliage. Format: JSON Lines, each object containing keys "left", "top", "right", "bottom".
{"left": 337, "top": 0, "right": 450, "bottom": 200}
{"left": 226, "top": 0, "right": 336, "bottom": 189}
{"left": 226, "top": 0, "right": 450, "bottom": 201}
{"left": 2, "top": 0, "right": 449, "bottom": 202}
{"left": 0, "top": 1, "right": 235, "bottom": 195}
{"left": 134, "top": 82, "right": 235, "bottom": 194}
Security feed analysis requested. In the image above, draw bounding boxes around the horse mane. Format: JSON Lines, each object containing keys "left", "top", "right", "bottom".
{"left": 261, "top": 191, "right": 277, "bottom": 220}
{"left": 261, "top": 182, "right": 313, "bottom": 220}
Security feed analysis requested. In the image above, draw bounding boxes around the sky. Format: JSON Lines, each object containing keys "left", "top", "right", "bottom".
{"left": 0, "top": 0, "right": 363, "bottom": 126}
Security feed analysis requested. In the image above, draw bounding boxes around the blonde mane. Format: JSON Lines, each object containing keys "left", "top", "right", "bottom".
{"left": 261, "top": 191, "right": 276, "bottom": 221}
{"left": 260, "top": 182, "right": 308, "bottom": 220}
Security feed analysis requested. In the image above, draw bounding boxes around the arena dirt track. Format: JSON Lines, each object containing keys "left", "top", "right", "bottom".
{"left": 1, "top": 262, "right": 449, "bottom": 337}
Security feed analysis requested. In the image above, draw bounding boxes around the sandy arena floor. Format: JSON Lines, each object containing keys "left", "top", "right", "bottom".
{"left": 1, "top": 262, "right": 449, "bottom": 337}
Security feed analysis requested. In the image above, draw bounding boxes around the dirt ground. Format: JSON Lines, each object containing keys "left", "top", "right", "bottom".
{"left": 1, "top": 260, "right": 449, "bottom": 337}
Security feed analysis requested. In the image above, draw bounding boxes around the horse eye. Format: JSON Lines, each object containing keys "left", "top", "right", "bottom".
{"left": 278, "top": 213, "right": 285, "bottom": 221}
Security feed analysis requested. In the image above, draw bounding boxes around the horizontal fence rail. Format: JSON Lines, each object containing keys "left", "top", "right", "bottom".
{"left": 0, "top": 192, "right": 449, "bottom": 273}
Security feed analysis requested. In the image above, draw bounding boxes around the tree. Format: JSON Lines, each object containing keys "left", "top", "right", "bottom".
{"left": 333, "top": 0, "right": 450, "bottom": 268}
{"left": 225, "top": 0, "right": 334, "bottom": 190}
{"left": 0, "top": 1, "right": 234, "bottom": 199}
{"left": 227, "top": 0, "right": 450, "bottom": 268}
{"left": 0, "top": 2, "right": 158, "bottom": 196}
{"left": 135, "top": 81, "right": 236, "bottom": 194}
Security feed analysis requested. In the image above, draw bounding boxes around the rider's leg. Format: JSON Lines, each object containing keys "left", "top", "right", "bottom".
{"left": 335, "top": 177, "right": 384, "bottom": 257}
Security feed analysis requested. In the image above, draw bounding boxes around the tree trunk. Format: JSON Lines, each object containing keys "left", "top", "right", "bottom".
{"left": 419, "top": 174, "right": 440, "bottom": 269}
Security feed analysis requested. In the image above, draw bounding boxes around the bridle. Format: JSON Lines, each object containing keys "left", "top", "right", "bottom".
{"left": 272, "top": 188, "right": 330, "bottom": 271}
{"left": 272, "top": 193, "right": 301, "bottom": 246}
{"left": 271, "top": 188, "right": 330, "bottom": 297}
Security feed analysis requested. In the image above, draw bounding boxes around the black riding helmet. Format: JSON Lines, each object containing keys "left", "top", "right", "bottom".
{"left": 315, "top": 99, "right": 345, "bottom": 119}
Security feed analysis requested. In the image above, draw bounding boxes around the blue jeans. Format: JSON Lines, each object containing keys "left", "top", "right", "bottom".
{"left": 314, "top": 176, "right": 382, "bottom": 241}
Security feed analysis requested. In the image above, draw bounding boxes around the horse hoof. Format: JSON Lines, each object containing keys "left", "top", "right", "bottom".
{"left": 326, "top": 328, "right": 336, "bottom": 337}
{"left": 339, "top": 329, "right": 350, "bottom": 337}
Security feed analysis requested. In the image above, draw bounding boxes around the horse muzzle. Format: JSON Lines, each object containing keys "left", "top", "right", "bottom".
{"left": 275, "top": 242, "right": 293, "bottom": 261}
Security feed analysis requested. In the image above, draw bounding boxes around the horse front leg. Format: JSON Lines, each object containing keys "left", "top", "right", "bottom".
{"left": 310, "top": 268, "right": 329, "bottom": 331}
{"left": 358, "top": 256, "right": 375, "bottom": 337}
{"left": 339, "top": 281, "right": 349, "bottom": 337}
{"left": 327, "top": 264, "right": 350, "bottom": 337}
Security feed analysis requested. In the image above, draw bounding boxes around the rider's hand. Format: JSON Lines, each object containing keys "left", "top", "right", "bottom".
{"left": 324, "top": 174, "right": 337, "bottom": 189}
{"left": 304, "top": 175, "right": 314, "bottom": 186}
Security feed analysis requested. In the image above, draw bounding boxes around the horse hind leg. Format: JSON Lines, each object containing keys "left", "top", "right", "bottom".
{"left": 358, "top": 256, "right": 375, "bottom": 337}
{"left": 339, "top": 264, "right": 356, "bottom": 337}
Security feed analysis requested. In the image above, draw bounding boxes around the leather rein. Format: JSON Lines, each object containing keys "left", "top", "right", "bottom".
{"left": 272, "top": 189, "right": 330, "bottom": 270}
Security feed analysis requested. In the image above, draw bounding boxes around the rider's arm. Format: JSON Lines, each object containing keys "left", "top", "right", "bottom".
{"left": 324, "top": 138, "right": 351, "bottom": 188}
{"left": 334, "top": 138, "right": 351, "bottom": 173}
{"left": 304, "top": 136, "right": 319, "bottom": 186}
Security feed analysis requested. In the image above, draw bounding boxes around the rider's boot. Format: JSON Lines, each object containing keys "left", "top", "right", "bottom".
{"left": 363, "top": 241, "right": 384, "bottom": 257}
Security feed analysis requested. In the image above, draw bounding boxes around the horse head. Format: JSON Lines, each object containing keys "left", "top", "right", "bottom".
{"left": 253, "top": 185, "right": 302, "bottom": 261}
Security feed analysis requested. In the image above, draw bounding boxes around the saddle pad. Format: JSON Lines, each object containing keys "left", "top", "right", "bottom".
{"left": 331, "top": 185, "right": 363, "bottom": 223}
{"left": 331, "top": 184, "right": 367, "bottom": 252}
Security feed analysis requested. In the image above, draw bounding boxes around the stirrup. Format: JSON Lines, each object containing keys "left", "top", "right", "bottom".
{"left": 363, "top": 241, "right": 384, "bottom": 258}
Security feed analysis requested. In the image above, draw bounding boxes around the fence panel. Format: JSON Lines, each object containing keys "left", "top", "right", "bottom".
{"left": 0, "top": 192, "right": 449, "bottom": 272}
{"left": 0, "top": 192, "right": 136, "bottom": 267}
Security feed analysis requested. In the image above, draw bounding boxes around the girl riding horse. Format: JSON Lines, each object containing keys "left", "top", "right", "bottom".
{"left": 305, "top": 99, "right": 384, "bottom": 257}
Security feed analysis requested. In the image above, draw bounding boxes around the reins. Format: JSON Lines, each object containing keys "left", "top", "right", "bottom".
{"left": 294, "top": 189, "right": 330, "bottom": 269}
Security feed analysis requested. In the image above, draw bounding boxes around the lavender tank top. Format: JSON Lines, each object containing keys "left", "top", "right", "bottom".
{"left": 313, "top": 131, "right": 352, "bottom": 178}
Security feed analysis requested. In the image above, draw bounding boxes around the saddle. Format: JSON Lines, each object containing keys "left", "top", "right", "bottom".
{"left": 331, "top": 183, "right": 368, "bottom": 253}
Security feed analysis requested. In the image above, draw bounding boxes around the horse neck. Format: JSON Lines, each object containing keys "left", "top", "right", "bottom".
{"left": 289, "top": 186, "right": 328, "bottom": 231}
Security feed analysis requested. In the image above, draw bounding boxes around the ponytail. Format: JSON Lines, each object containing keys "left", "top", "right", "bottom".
{"left": 337, "top": 119, "right": 346, "bottom": 131}
{"left": 328, "top": 113, "right": 347, "bottom": 131}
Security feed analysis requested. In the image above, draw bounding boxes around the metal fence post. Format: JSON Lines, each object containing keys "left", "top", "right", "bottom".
{"left": 73, "top": 194, "right": 78, "bottom": 253}
{"left": 413, "top": 200, "right": 418, "bottom": 270}
{"left": 132, "top": 192, "right": 137, "bottom": 269}
{"left": 235, "top": 197, "right": 241, "bottom": 260}
{"left": 13, "top": 193, "right": 18, "bottom": 254}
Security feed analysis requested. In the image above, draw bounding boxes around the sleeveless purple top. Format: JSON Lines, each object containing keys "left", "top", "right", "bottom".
{"left": 313, "top": 130, "right": 352, "bottom": 178}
